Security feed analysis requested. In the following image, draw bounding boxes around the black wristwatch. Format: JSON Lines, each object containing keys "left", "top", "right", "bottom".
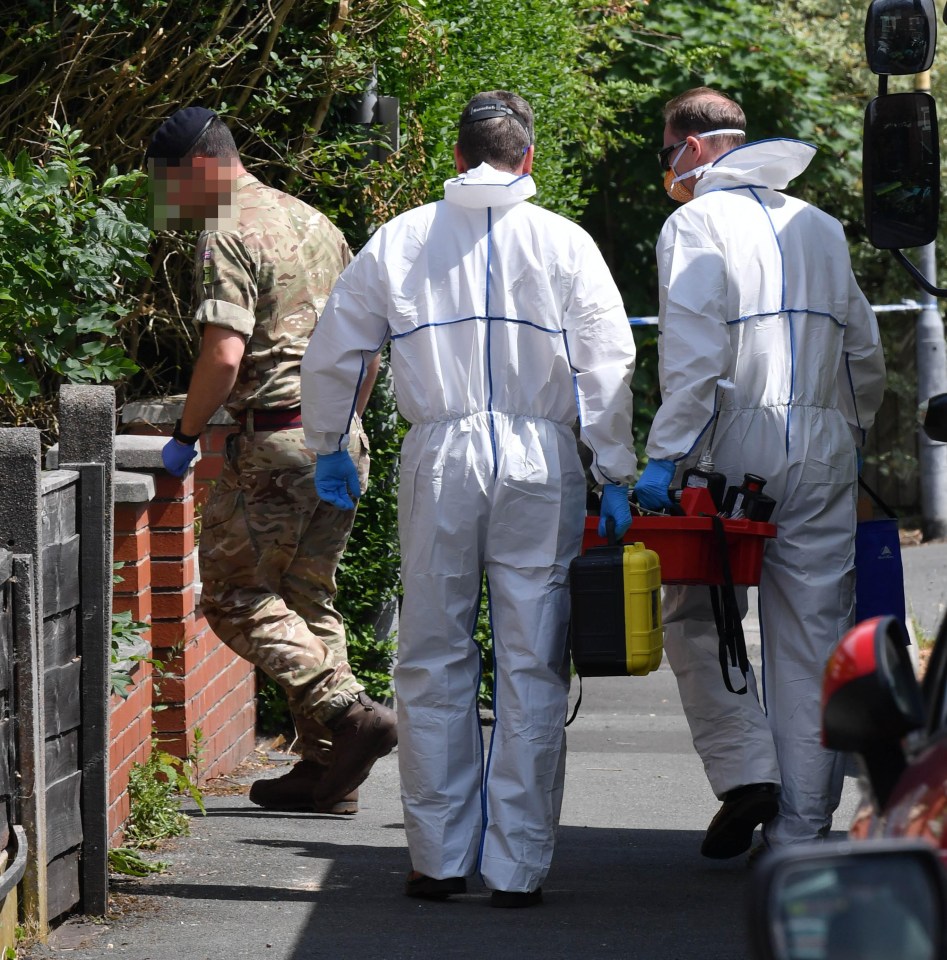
{"left": 172, "top": 419, "right": 201, "bottom": 445}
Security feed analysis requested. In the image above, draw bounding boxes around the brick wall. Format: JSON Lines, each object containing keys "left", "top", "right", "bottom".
{"left": 108, "top": 660, "right": 153, "bottom": 843}
{"left": 110, "top": 492, "right": 155, "bottom": 841}
{"left": 108, "top": 438, "right": 256, "bottom": 843}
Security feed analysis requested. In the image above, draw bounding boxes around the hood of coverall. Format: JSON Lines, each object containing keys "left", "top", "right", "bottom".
{"left": 694, "top": 138, "right": 817, "bottom": 197}
{"left": 444, "top": 162, "right": 537, "bottom": 209}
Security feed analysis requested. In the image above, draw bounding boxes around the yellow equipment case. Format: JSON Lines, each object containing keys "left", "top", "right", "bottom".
{"left": 569, "top": 540, "right": 663, "bottom": 677}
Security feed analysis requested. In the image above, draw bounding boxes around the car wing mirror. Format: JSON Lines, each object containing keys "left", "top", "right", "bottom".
{"left": 864, "top": 92, "right": 940, "bottom": 250}
{"left": 748, "top": 840, "right": 946, "bottom": 960}
{"left": 865, "top": 0, "right": 937, "bottom": 75}
{"left": 822, "top": 616, "right": 924, "bottom": 808}
{"left": 919, "top": 393, "right": 947, "bottom": 441}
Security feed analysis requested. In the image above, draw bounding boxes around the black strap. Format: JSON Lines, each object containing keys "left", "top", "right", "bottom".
{"left": 858, "top": 476, "right": 897, "bottom": 520}
{"left": 708, "top": 514, "right": 750, "bottom": 696}
{"left": 565, "top": 675, "right": 583, "bottom": 727}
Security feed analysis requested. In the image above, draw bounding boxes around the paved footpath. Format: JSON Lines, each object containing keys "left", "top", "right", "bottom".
{"left": 23, "top": 676, "right": 860, "bottom": 960}
{"left": 23, "top": 540, "right": 943, "bottom": 960}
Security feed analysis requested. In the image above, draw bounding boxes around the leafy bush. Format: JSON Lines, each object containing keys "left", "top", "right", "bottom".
{"left": 0, "top": 118, "right": 150, "bottom": 435}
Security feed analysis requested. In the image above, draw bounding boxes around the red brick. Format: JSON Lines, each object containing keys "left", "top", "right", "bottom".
{"left": 195, "top": 456, "right": 226, "bottom": 483}
{"left": 113, "top": 557, "right": 151, "bottom": 594}
{"left": 113, "top": 528, "right": 150, "bottom": 563}
{"left": 154, "top": 731, "right": 199, "bottom": 759}
{"left": 201, "top": 724, "right": 256, "bottom": 782}
{"left": 110, "top": 673, "right": 153, "bottom": 733}
{"left": 153, "top": 639, "right": 201, "bottom": 678}
{"left": 115, "top": 503, "right": 149, "bottom": 535}
{"left": 149, "top": 498, "right": 195, "bottom": 529}
{"left": 151, "top": 555, "right": 196, "bottom": 590}
{"left": 203, "top": 425, "right": 237, "bottom": 453}
{"left": 154, "top": 472, "right": 194, "bottom": 501}
{"left": 155, "top": 675, "right": 185, "bottom": 703}
{"left": 151, "top": 526, "right": 195, "bottom": 559}
{"left": 112, "top": 593, "right": 152, "bottom": 624}
{"left": 150, "top": 614, "right": 201, "bottom": 647}
{"left": 153, "top": 704, "right": 190, "bottom": 733}
{"left": 152, "top": 586, "right": 195, "bottom": 621}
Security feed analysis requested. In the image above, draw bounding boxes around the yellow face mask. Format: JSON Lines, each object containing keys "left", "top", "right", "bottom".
{"left": 664, "top": 166, "right": 694, "bottom": 204}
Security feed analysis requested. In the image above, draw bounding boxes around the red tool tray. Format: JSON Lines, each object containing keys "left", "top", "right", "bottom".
{"left": 582, "top": 487, "right": 777, "bottom": 586}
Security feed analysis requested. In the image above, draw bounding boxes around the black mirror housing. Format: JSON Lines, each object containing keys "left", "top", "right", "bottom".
{"left": 864, "top": 92, "right": 940, "bottom": 249}
{"left": 866, "top": 0, "right": 937, "bottom": 74}
{"left": 920, "top": 393, "right": 947, "bottom": 442}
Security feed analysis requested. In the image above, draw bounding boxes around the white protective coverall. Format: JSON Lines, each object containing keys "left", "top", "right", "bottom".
{"left": 301, "top": 163, "right": 637, "bottom": 891}
{"left": 649, "top": 139, "right": 886, "bottom": 848}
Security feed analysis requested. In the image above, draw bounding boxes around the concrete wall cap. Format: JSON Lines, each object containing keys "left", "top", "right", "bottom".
{"left": 121, "top": 398, "right": 235, "bottom": 427}
{"left": 114, "top": 470, "right": 156, "bottom": 504}
{"left": 41, "top": 469, "right": 77, "bottom": 494}
{"left": 115, "top": 434, "right": 201, "bottom": 471}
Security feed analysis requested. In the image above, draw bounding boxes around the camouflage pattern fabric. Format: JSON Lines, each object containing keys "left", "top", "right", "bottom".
{"left": 199, "top": 421, "right": 370, "bottom": 762}
{"left": 193, "top": 175, "right": 364, "bottom": 763}
{"left": 193, "top": 173, "right": 351, "bottom": 413}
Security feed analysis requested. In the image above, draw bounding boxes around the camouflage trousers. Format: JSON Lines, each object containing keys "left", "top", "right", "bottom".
{"left": 198, "top": 417, "right": 370, "bottom": 763}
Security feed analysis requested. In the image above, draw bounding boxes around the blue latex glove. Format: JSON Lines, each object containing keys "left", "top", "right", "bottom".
{"left": 161, "top": 438, "right": 198, "bottom": 478}
{"left": 315, "top": 450, "right": 360, "bottom": 509}
{"left": 633, "top": 459, "right": 676, "bottom": 512}
{"left": 598, "top": 483, "right": 632, "bottom": 539}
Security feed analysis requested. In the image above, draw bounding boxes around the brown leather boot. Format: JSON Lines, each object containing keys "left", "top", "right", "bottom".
{"left": 311, "top": 693, "right": 397, "bottom": 807}
{"left": 248, "top": 760, "right": 359, "bottom": 814}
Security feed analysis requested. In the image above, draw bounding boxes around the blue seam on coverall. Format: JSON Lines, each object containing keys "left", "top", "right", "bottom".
{"left": 485, "top": 207, "right": 499, "bottom": 480}
{"left": 478, "top": 208, "right": 498, "bottom": 871}
{"left": 336, "top": 355, "right": 368, "bottom": 452}
{"left": 749, "top": 185, "right": 795, "bottom": 454}
{"left": 727, "top": 309, "right": 843, "bottom": 327}
{"left": 390, "top": 315, "right": 562, "bottom": 339}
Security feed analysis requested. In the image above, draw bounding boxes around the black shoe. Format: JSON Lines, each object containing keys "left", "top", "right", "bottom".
{"left": 490, "top": 888, "right": 543, "bottom": 908}
{"left": 404, "top": 872, "right": 467, "bottom": 900}
{"left": 701, "top": 783, "right": 779, "bottom": 859}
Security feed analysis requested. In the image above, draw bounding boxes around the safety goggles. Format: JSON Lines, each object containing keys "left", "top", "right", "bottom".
{"left": 657, "top": 140, "right": 687, "bottom": 172}
{"left": 657, "top": 128, "right": 748, "bottom": 171}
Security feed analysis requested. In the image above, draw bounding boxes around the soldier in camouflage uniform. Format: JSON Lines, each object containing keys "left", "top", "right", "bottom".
{"left": 147, "top": 107, "right": 396, "bottom": 815}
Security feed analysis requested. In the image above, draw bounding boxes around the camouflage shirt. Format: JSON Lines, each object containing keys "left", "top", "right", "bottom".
{"left": 194, "top": 173, "right": 351, "bottom": 413}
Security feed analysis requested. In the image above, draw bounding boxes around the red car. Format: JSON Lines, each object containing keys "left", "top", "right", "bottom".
{"left": 745, "top": 392, "right": 947, "bottom": 958}
{"left": 746, "top": 614, "right": 947, "bottom": 960}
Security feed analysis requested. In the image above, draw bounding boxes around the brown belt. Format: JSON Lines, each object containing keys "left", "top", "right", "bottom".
{"left": 235, "top": 407, "right": 303, "bottom": 431}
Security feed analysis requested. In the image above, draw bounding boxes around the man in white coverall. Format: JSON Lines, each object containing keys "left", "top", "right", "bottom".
{"left": 633, "top": 87, "right": 886, "bottom": 859}
{"left": 301, "top": 90, "right": 637, "bottom": 906}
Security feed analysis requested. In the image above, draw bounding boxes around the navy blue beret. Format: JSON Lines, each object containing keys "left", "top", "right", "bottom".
{"left": 146, "top": 107, "right": 217, "bottom": 163}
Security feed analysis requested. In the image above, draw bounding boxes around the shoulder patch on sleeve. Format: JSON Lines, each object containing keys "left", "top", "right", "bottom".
{"left": 202, "top": 247, "right": 215, "bottom": 288}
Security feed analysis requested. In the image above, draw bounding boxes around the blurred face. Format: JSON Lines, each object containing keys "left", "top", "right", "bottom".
{"left": 148, "top": 156, "right": 238, "bottom": 230}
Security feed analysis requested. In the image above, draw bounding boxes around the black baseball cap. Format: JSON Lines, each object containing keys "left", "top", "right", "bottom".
{"left": 146, "top": 107, "right": 217, "bottom": 164}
